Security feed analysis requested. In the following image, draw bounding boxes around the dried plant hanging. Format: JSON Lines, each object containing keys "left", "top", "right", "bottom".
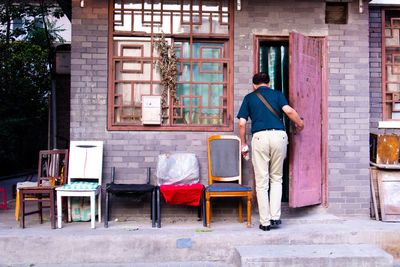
{"left": 154, "top": 34, "right": 178, "bottom": 122}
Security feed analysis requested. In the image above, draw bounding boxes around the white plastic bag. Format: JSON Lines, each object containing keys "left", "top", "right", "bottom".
{"left": 156, "top": 153, "right": 199, "bottom": 185}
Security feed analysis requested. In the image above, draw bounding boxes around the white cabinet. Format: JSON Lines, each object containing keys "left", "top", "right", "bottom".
{"left": 141, "top": 95, "right": 161, "bottom": 125}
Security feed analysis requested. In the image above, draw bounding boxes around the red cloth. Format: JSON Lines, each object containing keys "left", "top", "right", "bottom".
{"left": 160, "top": 183, "right": 204, "bottom": 206}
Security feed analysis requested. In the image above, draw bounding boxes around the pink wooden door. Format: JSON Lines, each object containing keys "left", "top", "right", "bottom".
{"left": 288, "top": 32, "right": 323, "bottom": 207}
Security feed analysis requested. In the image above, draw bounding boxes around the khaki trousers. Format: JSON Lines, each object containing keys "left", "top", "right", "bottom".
{"left": 251, "top": 130, "right": 288, "bottom": 226}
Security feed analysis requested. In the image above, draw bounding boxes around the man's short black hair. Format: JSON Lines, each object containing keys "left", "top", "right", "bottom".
{"left": 252, "top": 72, "right": 270, "bottom": 85}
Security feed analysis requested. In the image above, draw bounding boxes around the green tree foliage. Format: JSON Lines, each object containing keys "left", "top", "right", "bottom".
{"left": 0, "top": 42, "right": 50, "bottom": 176}
{"left": 0, "top": 0, "right": 65, "bottom": 176}
{"left": 25, "top": 19, "right": 65, "bottom": 47}
{"left": 0, "top": 0, "right": 65, "bottom": 44}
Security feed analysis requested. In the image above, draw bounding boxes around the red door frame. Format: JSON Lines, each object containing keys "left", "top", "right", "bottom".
{"left": 253, "top": 34, "right": 328, "bottom": 208}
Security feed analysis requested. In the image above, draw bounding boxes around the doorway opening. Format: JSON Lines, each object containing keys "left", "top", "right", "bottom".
{"left": 258, "top": 38, "right": 290, "bottom": 202}
{"left": 255, "top": 33, "right": 327, "bottom": 208}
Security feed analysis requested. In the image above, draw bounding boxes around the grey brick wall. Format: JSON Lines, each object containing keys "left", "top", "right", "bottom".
{"left": 70, "top": 0, "right": 234, "bottom": 220}
{"left": 234, "top": 1, "right": 370, "bottom": 217}
{"left": 369, "top": 7, "right": 383, "bottom": 134}
{"left": 70, "top": 0, "right": 371, "bottom": 219}
{"left": 326, "top": 3, "right": 370, "bottom": 217}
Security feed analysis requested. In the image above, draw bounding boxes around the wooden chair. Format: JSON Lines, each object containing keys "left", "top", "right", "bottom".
{"left": 56, "top": 141, "right": 103, "bottom": 229}
{"left": 104, "top": 167, "right": 156, "bottom": 228}
{"left": 19, "top": 149, "right": 69, "bottom": 229}
{"left": 155, "top": 153, "right": 206, "bottom": 228}
{"left": 205, "top": 135, "right": 252, "bottom": 227}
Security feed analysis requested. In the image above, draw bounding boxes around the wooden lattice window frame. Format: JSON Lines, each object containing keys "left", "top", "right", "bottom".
{"left": 107, "top": 0, "right": 234, "bottom": 131}
{"left": 382, "top": 8, "right": 400, "bottom": 121}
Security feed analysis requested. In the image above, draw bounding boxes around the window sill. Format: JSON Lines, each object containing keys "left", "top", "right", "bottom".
{"left": 378, "top": 121, "right": 400, "bottom": 129}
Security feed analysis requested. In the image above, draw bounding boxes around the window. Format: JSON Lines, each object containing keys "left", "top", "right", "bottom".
{"left": 108, "top": 0, "right": 233, "bottom": 131}
{"left": 325, "top": 2, "right": 348, "bottom": 25}
{"left": 12, "top": 18, "right": 24, "bottom": 31}
{"left": 382, "top": 9, "right": 400, "bottom": 120}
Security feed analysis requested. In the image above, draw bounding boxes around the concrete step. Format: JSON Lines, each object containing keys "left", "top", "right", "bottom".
{"left": 2, "top": 210, "right": 400, "bottom": 266}
{"left": 1, "top": 262, "right": 235, "bottom": 267}
{"left": 234, "top": 244, "right": 394, "bottom": 267}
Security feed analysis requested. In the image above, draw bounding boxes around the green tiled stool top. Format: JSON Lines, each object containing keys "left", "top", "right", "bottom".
{"left": 61, "top": 181, "right": 99, "bottom": 190}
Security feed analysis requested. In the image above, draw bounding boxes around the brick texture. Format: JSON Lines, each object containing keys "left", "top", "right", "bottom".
{"left": 369, "top": 7, "right": 384, "bottom": 134}
{"left": 70, "top": 0, "right": 371, "bottom": 218}
{"left": 325, "top": 3, "right": 370, "bottom": 217}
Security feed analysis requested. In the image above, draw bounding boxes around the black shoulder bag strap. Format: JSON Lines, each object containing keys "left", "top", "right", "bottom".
{"left": 255, "top": 91, "right": 282, "bottom": 122}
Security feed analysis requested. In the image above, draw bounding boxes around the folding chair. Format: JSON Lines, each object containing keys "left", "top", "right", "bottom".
{"left": 56, "top": 141, "right": 103, "bottom": 229}
{"left": 205, "top": 135, "right": 252, "bottom": 227}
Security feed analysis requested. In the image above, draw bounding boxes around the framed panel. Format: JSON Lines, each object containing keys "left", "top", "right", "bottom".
{"left": 108, "top": 0, "right": 233, "bottom": 131}
{"left": 382, "top": 9, "right": 400, "bottom": 120}
{"left": 377, "top": 169, "right": 400, "bottom": 222}
{"left": 288, "top": 32, "right": 323, "bottom": 208}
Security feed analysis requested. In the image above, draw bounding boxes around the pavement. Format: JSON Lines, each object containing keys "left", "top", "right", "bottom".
{"left": 1, "top": 200, "right": 400, "bottom": 267}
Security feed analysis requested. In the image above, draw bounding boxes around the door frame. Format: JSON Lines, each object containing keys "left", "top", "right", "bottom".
{"left": 253, "top": 34, "right": 328, "bottom": 207}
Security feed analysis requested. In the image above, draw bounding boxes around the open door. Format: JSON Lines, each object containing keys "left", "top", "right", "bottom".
{"left": 288, "top": 32, "right": 324, "bottom": 208}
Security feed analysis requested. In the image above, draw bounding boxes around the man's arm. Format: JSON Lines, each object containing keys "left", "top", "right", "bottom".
{"left": 282, "top": 105, "right": 304, "bottom": 131}
{"left": 238, "top": 118, "right": 248, "bottom": 149}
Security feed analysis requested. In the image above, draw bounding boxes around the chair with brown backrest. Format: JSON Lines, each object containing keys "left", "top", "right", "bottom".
{"left": 19, "top": 149, "right": 69, "bottom": 229}
{"left": 205, "top": 135, "right": 252, "bottom": 227}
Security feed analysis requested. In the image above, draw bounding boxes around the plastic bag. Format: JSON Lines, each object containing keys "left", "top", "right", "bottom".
{"left": 156, "top": 153, "right": 199, "bottom": 185}
{"left": 71, "top": 197, "right": 92, "bottom": 222}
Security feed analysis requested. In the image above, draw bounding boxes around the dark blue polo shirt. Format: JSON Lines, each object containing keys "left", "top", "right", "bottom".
{"left": 237, "top": 86, "right": 288, "bottom": 134}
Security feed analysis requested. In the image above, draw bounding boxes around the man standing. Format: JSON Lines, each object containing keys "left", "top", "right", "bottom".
{"left": 237, "top": 72, "right": 304, "bottom": 231}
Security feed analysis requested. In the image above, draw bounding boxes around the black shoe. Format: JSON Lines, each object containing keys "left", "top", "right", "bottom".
{"left": 259, "top": 224, "right": 271, "bottom": 231}
{"left": 270, "top": 219, "right": 282, "bottom": 226}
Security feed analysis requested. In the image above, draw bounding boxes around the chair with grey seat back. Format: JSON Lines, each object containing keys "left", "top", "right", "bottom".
{"left": 205, "top": 135, "right": 252, "bottom": 227}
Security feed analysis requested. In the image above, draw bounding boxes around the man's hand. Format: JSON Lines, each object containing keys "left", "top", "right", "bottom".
{"left": 241, "top": 143, "right": 249, "bottom": 154}
{"left": 282, "top": 105, "right": 304, "bottom": 133}
{"left": 295, "top": 118, "right": 304, "bottom": 132}
{"left": 241, "top": 144, "right": 250, "bottom": 161}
